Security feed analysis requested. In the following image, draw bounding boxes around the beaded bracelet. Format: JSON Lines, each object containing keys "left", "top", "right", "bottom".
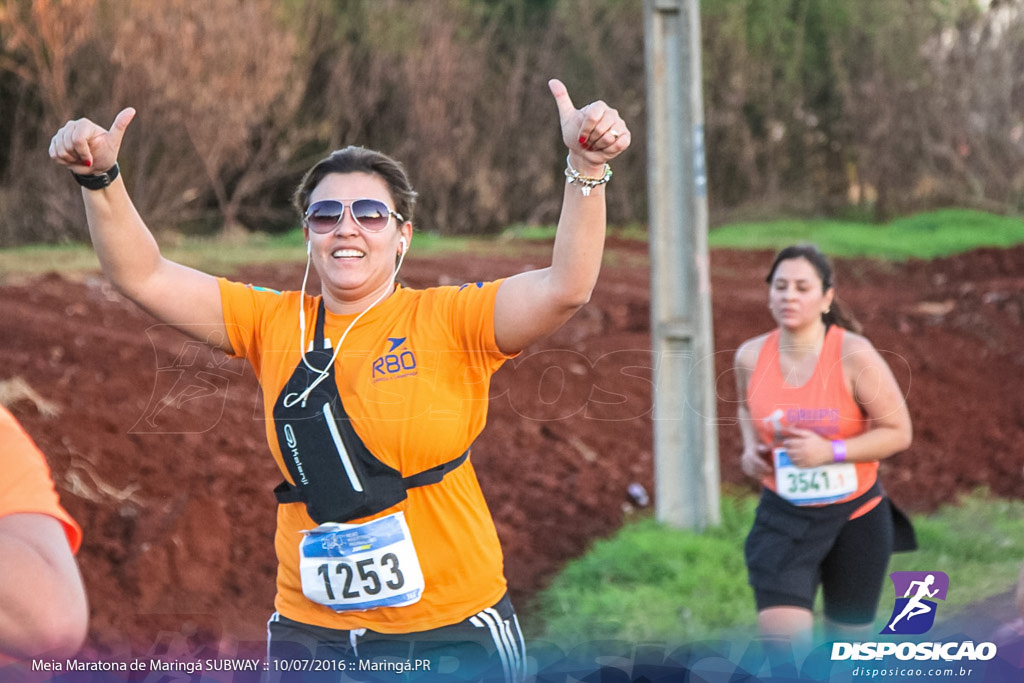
{"left": 564, "top": 155, "right": 612, "bottom": 196}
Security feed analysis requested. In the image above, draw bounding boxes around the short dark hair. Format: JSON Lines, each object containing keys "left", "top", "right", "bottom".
{"left": 292, "top": 146, "right": 418, "bottom": 224}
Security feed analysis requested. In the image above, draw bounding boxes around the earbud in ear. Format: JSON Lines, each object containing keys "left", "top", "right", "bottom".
{"left": 399, "top": 236, "right": 408, "bottom": 254}
{"left": 306, "top": 240, "right": 312, "bottom": 254}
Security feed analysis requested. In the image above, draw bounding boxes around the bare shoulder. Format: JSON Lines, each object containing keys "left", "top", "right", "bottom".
{"left": 839, "top": 329, "right": 884, "bottom": 367}
{"left": 735, "top": 333, "right": 771, "bottom": 371}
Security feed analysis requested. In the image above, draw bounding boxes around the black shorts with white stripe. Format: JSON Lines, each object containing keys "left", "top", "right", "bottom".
{"left": 266, "top": 592, "right": 526, "bottom": 683}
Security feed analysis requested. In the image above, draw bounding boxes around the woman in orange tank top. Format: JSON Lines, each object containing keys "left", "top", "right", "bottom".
{"left": 733, "top": 244, "right": 914, "bottom": 655}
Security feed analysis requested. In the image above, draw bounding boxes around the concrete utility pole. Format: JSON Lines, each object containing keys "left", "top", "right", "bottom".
{"left": 643, "top": 0, "right": 720, "bottom": 530}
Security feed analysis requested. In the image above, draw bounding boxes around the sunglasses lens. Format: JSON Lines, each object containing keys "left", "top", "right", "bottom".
{"left": 306, "top": 200, "right": 344, "bottom": 233}
{"left": 351, "top": 199, "right": 391, "bottom": 232}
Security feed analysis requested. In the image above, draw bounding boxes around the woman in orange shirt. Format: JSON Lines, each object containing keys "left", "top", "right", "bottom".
{"left": 49, "top": 80, "right": 629, "bottom": 681}
{"left": 733, "top": 244, "right": 914, "bottom": 653}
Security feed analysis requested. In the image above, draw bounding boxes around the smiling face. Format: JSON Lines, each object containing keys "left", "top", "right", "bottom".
{"left": 304, "top": 171, "right": 412, "bottom": 313}
{"left": 768, "top": 256, "right": 834, "bottom": 331}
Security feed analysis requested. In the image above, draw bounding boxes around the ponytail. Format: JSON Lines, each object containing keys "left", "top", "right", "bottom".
{"left": 824, "top": 296, "right": 862, "bottom": 334}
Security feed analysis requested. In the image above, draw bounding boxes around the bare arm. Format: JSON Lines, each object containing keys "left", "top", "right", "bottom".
{"left": 0, "top": 514, "right": 88, "bottom": 659}
{"left": 842, "top": 333, "right": 913, "bottom": 461}
{"left": 735, "top": 338, "right": 772, "bottom": 479}
{"left": 493, "top": 79, "right": 630, "bottom": 354}
{"left": 49, "top": 109, "right": 232, "bottom": 353}
{"left": 785, "top": 333, "right": 912, "bottom": 467}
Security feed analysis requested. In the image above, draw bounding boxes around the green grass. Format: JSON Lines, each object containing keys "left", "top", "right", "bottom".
{"left": 0, "top": 242, "right": 106, "bottom": 276}
{"left": 0, "top": 234, "right": 308, "bottom": 278}
{"left": 1, "top": 209, "right": 1020, "bottom": 276}
{"left": 499, "top": 222, "right": 649, "bottom": 242}
{"left": 530, "top": 494, "right": 761, "bottom": 644}
{"left": 504, "top": 209, "right": 1024, "bottom": 261}
{"left": 531, "top": 490, "right": 1024, "bottom": 647}
{"left": 0, "top": 228, "right": 479, "bottom": 278}
{"left": 707, "top": 208, "right": 1024, "bottom": 259}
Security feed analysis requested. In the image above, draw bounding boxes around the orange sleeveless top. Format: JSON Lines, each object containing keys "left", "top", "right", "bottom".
{"left": 746, "top": 326, "right": 878, "bottom": 504}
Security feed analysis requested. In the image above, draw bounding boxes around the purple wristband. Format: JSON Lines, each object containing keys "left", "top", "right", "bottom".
{"left": 831, "top": 440, "right": 848, "bottom": 463}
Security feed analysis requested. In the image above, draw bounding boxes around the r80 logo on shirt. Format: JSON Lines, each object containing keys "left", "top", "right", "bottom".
{"left": 372, "top": 336, "right": 418, "bottom": 382}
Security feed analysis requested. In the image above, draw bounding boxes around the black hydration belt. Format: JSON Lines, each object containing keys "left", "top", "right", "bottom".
{"left": 272, "top": 298, "right": 468, "bottom": 524}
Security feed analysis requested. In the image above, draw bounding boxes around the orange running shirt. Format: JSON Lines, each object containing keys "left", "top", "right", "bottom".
{"left": 218, "top": 278, "right": 513, "bottom": 633}
{"left": 746, "top": 326, "right": 878, "bottom": 503}
{"left": 0, "top": 405, "right": 82, "bottom": 552}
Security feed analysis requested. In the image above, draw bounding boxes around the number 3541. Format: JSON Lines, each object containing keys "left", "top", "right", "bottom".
{"left": 785, "top": 470, "right": 836, "bottom": 493}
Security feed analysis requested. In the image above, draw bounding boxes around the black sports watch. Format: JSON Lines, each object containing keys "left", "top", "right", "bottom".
{"left": 71, "top": 162, "right": 120, "bottom": 190}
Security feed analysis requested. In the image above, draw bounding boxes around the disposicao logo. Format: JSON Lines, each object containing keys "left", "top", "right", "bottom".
{"left": 831, "top": 570, "right": 997, "bottom": 664}
{"left": 881, "top": 571, "right": 949, "bottom": 635}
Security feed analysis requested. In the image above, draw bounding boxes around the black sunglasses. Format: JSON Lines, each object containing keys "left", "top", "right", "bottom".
{"left": 304, "top": 199, "right": 404, "bottom": 234}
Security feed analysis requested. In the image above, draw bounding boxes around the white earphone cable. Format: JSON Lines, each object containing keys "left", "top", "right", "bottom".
{"left": 287, "top": 237, "right": 408, "bottom": 408}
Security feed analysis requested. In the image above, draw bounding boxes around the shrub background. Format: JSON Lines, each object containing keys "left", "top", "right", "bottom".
{"left": 2, "top": 0, "right": 1023, "bottom": 245}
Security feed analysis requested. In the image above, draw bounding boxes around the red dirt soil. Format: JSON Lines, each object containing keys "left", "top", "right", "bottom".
{"left": 1, "top": 241, "right": 1022, "bottom": 657}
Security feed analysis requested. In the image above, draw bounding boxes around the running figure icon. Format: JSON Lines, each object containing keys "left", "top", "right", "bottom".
{"left": 888, "top": 574, "right": 939, "bottom": 631}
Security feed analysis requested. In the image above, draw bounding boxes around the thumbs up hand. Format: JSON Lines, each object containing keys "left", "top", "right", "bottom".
{"left": 49, "top": 107, "right": 137, "bottom": 175}
{"left": 548, "top": 78, "right": 629, "bottom": 172}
